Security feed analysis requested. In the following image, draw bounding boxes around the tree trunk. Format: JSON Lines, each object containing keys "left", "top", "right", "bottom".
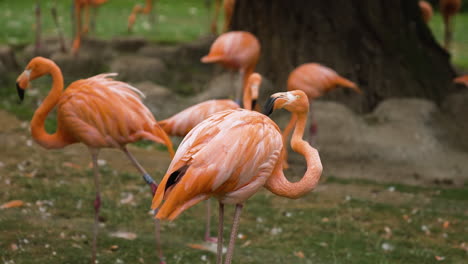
{"left": 231, "top": 0, "right": 456, "bottom": 112}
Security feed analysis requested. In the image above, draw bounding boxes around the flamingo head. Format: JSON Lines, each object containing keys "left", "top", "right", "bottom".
{"left": 263, "top": 90, "right": 309, "bottom": 116}
{"left": 246, "top": 73, "right": 262, "bottom": 109}
{"left": 16, "top": 57, "right": 56, "bottom": 102}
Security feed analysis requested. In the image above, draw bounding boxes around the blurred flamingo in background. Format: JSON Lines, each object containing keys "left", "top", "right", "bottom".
{"left": 419, "top": 1, "right": 433, "bottom": 23}
{"left": 34, "top": 0, "right": 67, "bottom": 55}
{"left": 282, "top": 63, "right": 361, "bottom": 167}
{"left": 72, "top": 0, "right": 108, "bottom": 54}
{"left": 201, "top": 31, "right": 260, "bottom": 104}
{"left": 454, "top": 75, "right": 468, "bottom": 86}
{"left": 440, "top": 0, "right": 461, "bottom": 49}
{"left": 16, "top": 57, "right": 173, "bottom": 264}
{"left": 128, "top": 0, "right": 154, "bottom": 32}
{"left": 210, "top": 0, "right": 236, "bottom": 34}
{"left": 151, "top": 90, "right": 322, "bottom": 264}
{"left": 158, "top": 73, "right": 261, "bottom": 243}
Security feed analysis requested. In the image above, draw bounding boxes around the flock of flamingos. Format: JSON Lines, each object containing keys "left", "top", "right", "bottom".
{"left": 13, "top": 0, "right": 468, "bottom": 263}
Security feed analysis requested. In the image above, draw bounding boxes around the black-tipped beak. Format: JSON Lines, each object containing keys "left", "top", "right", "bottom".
{"left": 263, "top": 97, "right": 277, "bottom": 116}
{"left": 16, "top": 82, "right": 24, "bottom": 103}
{"left": 251, "top": 99, "right": 257, "bottom": 111}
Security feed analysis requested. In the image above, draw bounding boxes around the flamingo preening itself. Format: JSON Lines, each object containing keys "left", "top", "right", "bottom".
{"left": 201, "top": 31, "right": 261, "bottom": 104}
{"left": 282, "top": 63, "right": 361, "bottom": 168}
{"left": 16, "top": 57, "right": 173, "bottom": 264}
{"left": 152, "top": 90, "right": 323, "bottom": 264}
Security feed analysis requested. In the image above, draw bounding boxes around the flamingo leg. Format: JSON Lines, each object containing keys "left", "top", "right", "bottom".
{"left": 121, "top": 147, "right": 165, "bottom": 264}
{"left": 204, "top": 199, "right": 214, "bottom": 242}
{"left": 217, "top": 202, "right": 225, "bottom": 264}
{"left": 72, "top": 3, "right": 82, "bottom": 54}
{"left": 51, "top": 2, "right": 67, "bottom": 53}
{"left": 224, "top": 204, "right": 243, "bottom": 264}
{"left": 211, "top": 0, "right": 221, "bottom": 34}
{"left": 89, "top": 148, "right": 101, "bottom": 264}
{"left": 83, "top": 4, "right": 90, "bottom": 34}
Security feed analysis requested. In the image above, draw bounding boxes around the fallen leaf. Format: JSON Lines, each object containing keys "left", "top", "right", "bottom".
{"left": 109, "top": 231, "right": 137, "bottom": 240}
{"left": 1, "top": 200, "right": 24, "bottom": 209}
{"left": 321, "top": 217, "right": 329, "bottom": 223}
{"left": 435, "top": 256, "right": 445, "bottom": 261}
{"left": 120, "top": 193, "right": 134, "bottom": 205}
{"left": 62, "top": 162, "right": 82, "bottom": 169}
{"left": 10, "top": 243, "right": 18, "bottom": 251}
{"left": 187, "top": 243, "right": 226, "bottom": 254}
{"left": 110, "top": 245, "right": 119, "bottom": 251}
{"left": 442, "top": 221, "right": 450, "bottom": 229}
{"left": 241, "top": 240, "right": 251, "bottom": 248}
{"left": 294, "top": 251, "right": 305, "bottom": 258}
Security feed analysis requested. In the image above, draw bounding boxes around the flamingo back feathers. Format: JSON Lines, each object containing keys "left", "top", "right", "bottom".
{"left": 152, "top": 109, "right": 283, "bottom": 220}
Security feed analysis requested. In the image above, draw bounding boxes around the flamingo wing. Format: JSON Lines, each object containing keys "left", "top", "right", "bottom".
{"left": 159, "top": 99, "right": 239, "bottom": 137}
{"left": 152, "top": 109, "right": 283, "bottom": 220}
{"left": 57, "top": 74, "right": 167, "bottom": 148}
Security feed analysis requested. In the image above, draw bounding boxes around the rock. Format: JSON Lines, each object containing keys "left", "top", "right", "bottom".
{"left": 110, "top": 56, "right": 167, "bottom": 83}
{"left": 138, "top": 44, "right": 179, "bottom": 61}
{"left": 111, "top": 37, "right": 148, "bottom": 52}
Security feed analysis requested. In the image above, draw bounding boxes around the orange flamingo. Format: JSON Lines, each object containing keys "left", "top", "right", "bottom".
{"left": 16, "top": 57, "right": 174, "bottom": 264}
{"left": 128, "top": 0, "right": 154, "bottom": 32}
{"left": 159, "top": 73, "right": 261, "bottom": 137}
{"left": 419, "top": 1, "right": 433, "bottom": 23}
{"left": 440, "top": 0, "right": 461, "bottom": 49}
{"left": 454, "top": 75, "right": 468, "bottom": 86}
{"left": 158, "top": 73, "right": 261, "bottom": 243}
{"left": 282, "top": 63, "right": 361, "bottom": 167}
{"left": 72, "top": 0, "right": 108, "bottom": 54}
{"left": 201, "top": 31, "right": 260, "bottom": 104}
{"left": 210, "top": 0, "right": 236, "bottom": 34}
{"left": 151, "top": 90, "right": 323, "bottom": 264}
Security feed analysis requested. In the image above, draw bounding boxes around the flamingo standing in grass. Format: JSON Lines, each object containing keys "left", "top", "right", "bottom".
{"left": 16, "top": 57, "right": 173, "bottom": 264}
{"left": 201, "top": 31, "right": 260, "bottom": 105}
{"left": 419, "top": 1, "right": 433, "bottom": 23}
{"left": 210, "top": 0, "right": 236, "bottom": 34}
{"left": 158, "top": 73, "right": 261, "bottom": 242}
{"left": 440, "top": 0, "right": 461, "bottom": 49}
{"left": 151, "top": 90, "right": 323, "bottom": 264}
{"left": 72, "top": 0, "right": 108, "bottom": 54}
{"left": 282, "top": 63, "right": 361, "bottom": 167}
{"left": 128, "top": 0, "right": 154, "bottom": 32}
{"left": 34, "top": 0, "right": 67, "bottom": 55}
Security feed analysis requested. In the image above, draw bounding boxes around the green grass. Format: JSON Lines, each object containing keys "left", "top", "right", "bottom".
{"left": 0, "top": 0, "right": 216, "bottom": 46}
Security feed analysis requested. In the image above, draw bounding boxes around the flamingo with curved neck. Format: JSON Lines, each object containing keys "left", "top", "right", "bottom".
{"left": 16, "top": 56, "right": 172, "bottom": 264}
{"left": 128, "top": 0, "right": 154, "bottom": 32}
{"left": 151, "top": 90, "right": 322, "bottom": 264}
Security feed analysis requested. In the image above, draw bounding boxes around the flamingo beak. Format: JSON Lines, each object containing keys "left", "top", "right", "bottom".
{"left": 16, "top": 82, "right": 25, "bottom": 102}
{"left": 263, "top": 96, "right": 278, "bottom": 116}
{"left": 251, "top": 99, "right": 257, "bottom": 110}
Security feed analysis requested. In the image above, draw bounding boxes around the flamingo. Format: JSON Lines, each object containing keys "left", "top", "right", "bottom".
{"left": 72, "top": 0, "right": 108, "bottom": 54}
{"left": 210, "top": 0, "right": 236, "bottom": 34}
{"left": 201, "top": 31, "right": 261, "bottom": 104}
{"left": 454, "top": 75, "right": 468, "bottom": 86}
{"left": 151, "top": 90, "right": 323, "bottom": 264}
{"left": 440, "top": 0, "right": 461, "bottom": 49}
{"left": 419, "top": 1, "right": 433, "bottom": 23}
{"left": 158, "top": 73, "right": 261, "bottom": 242}
{"left": 159, "top": 72, "right": 261, "bottom": 137}
{"left": 33, "top": 0, "right": 68, "bottom": 54}
{"left": 282, "top": 63, "right": 361, "bottom": 167}
{"left": 127, "top": 0, "right": 154, "bottom": 32}
{"left": 16, "top": 57, "right": 174, "bottom": 264}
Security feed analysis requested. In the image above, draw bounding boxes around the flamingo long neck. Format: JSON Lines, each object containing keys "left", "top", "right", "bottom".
{"left": 30, "top": 64, "right": 68, "bottom": 149}
{"left": 266, "top": 112, "right": 323, "bottom": 199}
{"left": 143, "top": 0, "right": 152, "bottom": 13}
{"left": 242, "top": 81, "right": 252, "bottom": 110}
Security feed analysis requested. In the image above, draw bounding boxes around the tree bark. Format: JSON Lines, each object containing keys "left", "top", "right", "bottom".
{"left": 231, "top": 0, "right": 456, "bottom": 112}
